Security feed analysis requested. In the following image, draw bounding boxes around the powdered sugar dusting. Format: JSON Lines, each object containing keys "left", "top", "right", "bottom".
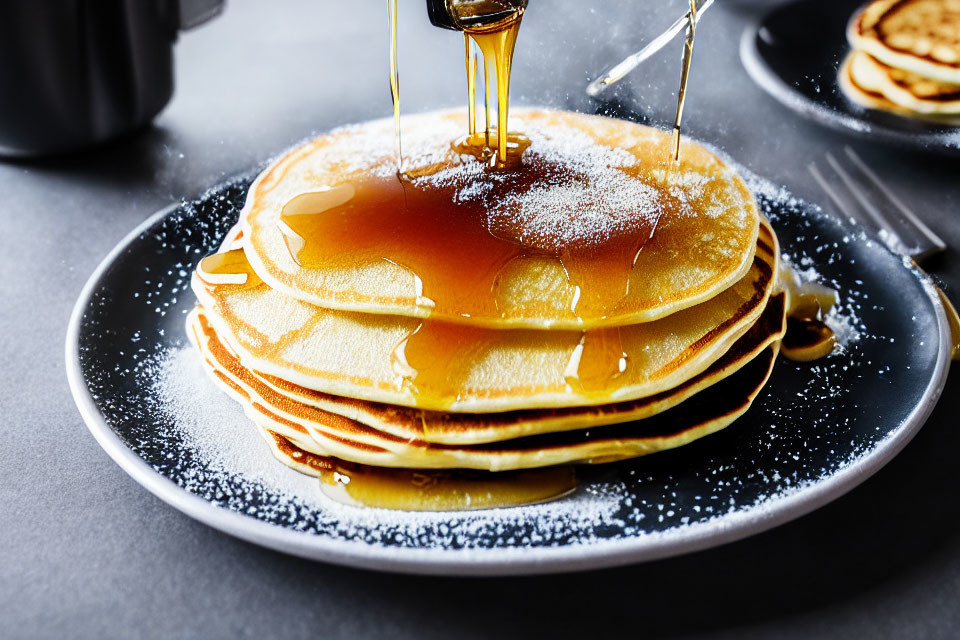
{"left": 432, "top": 121, "right": 672, "bottom": 251}
{"left": 320, "top": 116, "right": 679, "bottom": 252}
{"left": 72, "top": 136, "right": 948, "bottom": 565}
{"left": 146, "top": 345, "right": 629, "bottom": 547}
{"left": 483, "top": 124, "right": 666, "bottom": 250}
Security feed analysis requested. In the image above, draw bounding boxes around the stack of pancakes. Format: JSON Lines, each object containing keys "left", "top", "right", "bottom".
{"left": 187, "top": 109, "right": 789, "bottom": 509}
{"left": 842, "top": 0, "right": 960, "bottom": 118}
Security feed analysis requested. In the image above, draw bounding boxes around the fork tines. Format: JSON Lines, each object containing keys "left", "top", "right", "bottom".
{"left": 808, "top": 146, "right": 946, "bottom": 262}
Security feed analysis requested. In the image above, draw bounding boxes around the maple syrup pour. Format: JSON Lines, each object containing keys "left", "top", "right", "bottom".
{"left": 388, "top": 0, "right": 402, "bottom": 170}
{"left": 671, "top": 0, "right": 699, "bottom": 162}
{"left": 448, "top": 1, "right": 525, "bottom": 168}
{"left": 197, "top": 249, "right": 262, "bottom": 290}
{"left": 451, "top": 130, "right": 530, "bottom": 166}
{"left": 465, "top": 34, "right": 479, "bottom": 137}
{"left": 319, "top": 462, "right": 576, "bottom": 511}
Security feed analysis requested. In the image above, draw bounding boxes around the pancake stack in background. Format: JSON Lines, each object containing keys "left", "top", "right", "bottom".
{"left": 841, "top": 0, "right": 960, "bottom": 119}
{"left": 187, "top": 108, "right": 795, "bottom": 511}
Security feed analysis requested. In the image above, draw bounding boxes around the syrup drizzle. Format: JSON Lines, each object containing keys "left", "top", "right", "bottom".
{"left": 465, "top": 34, "right": 479, "bottom": 138}
{"left": 464, "top": 11, "right": 523, "bottom": 168}
{"left": 445, "top": 1, "right": 526, "bottom": 168}
{"left": 672, "top": 0, "right": 699, "bottom": 162}
{"left": 388, "top": 0, "right": 403, "bottom": 171}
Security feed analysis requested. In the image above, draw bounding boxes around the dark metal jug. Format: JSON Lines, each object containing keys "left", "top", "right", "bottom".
{"left": 0, "top": 0, "right": 223, "bottom": 157}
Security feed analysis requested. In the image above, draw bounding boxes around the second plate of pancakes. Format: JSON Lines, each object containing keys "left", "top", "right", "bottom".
{"left": 740, "top": 0, "right": 960, "bottom": 155}
{"left": 65, "top": 127, "right": 953, "bottom": 574}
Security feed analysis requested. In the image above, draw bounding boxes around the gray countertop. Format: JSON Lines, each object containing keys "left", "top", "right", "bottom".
{"left": 3, "top": 1, "right": 960, "bottom": 638}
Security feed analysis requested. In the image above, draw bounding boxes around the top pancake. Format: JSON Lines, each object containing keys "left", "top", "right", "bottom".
{"left": 850, "top": 0, "right": 960, "bottom": 84}
{"left": 241, "top": 108, "right": 760, "bottom": 329}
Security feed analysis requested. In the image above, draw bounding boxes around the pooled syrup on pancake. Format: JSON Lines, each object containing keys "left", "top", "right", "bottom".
{"left": 318, "top": 461, "right": 576, "bottom": 511}
{"left": 276, "top": 157, "right": 674, "bottom": 406}
{"left": 276, "top": 158, "right": 663, "bottom": 320}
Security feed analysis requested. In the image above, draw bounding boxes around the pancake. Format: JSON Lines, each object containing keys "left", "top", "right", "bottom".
{"left": 849, "top": 0, "right": 960, "bottom": 85}
{"left": 840, "top": 52, "right": 909, "bottom": 112}
{"left": 193, "top": 343, "right": 327, "bottom": 458}
{"left": 257, "top": 426, "right": 334, "bottom": 478}
{"left": 256, "top": 426, "right": 582, "bottom": 511}
{"left": 191, "top": 220, "right": 778, "bottom": 413}
{"left": 189, "top": 290, "right": 786, "bottom": 445}
{"left": 842, "top": 49, "right": 960, "bottom": 115}
{"left": 239, "top": 108, "right": 761, "bottom": 329}
{"left": 191, "top": 307, "right": 779, "bottom": 471}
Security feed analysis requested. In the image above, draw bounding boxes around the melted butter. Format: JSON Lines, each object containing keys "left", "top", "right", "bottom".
{"left": 319, "top": 462, "right": 576, "bottom": 511}
{"left": 779, "top": 261, "right": 838, "bottom": 362}
{"left": 196, "top": 249, "right": 262, "bottom": 291}
{"left": 781, "top": 317, "right": 837, "bottom": 361}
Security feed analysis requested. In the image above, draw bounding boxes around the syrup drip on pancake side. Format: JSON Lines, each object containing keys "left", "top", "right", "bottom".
{"left": 197, "top": 249, "right": 263, "bottom": 291}
{"left": 563, "top": 328, "right": 630, "bottom": 394}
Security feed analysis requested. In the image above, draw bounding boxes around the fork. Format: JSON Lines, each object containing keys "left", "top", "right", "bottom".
{"left": 808, "top": 146, "right": 960, "bottom": 359}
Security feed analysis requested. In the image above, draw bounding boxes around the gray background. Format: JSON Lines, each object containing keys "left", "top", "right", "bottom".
{"left": 3, "top": 1, "right": 960, "bottom": 638}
